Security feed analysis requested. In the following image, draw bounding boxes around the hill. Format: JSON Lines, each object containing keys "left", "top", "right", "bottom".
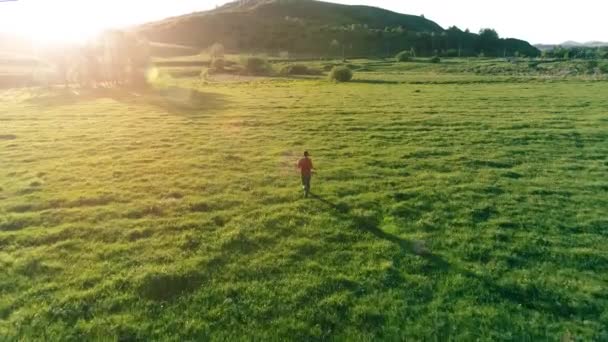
{"left": 561, "top": 41, "right": 608, "bottom": 47}
{"left": 536, "top": 41, "right": 608, "bottom": 50}
{"left": 138, "top": 0, "right": 539, "bottom": 57}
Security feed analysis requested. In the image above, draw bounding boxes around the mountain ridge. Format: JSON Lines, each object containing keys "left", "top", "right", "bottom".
{"left": 535, "top": 41, "right": 608, "bottom": 50}
{"left": 138, "top": 0, "right": 539, "bottom": 57}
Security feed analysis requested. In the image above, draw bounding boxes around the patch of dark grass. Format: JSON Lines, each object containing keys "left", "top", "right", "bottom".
{"left": 530, "top": 189, "right": 573, "bottom": 197}
{"left": 392, "top": 191, "right": 418, "bottom": 201}
{"left": 502, "top": 171, "right": 523, "bottom": 179}
{"left": 472, "top": 206, "right": 497, "bottom": 223}
{"left": 468, "top": 159, "right": 518, "bottom": 169}
{"left": 15, "top": 258, "right": 61, "bottom": 278}
{"left": 163, "top": 191, "right": 184, "bottom": 200}
{"left": 8, "top": 203, "right": 38, "bottom": 213}
{"left": 189, "top": 199, "right": 241, "bottom": 213}
{"left": 0, "top": 134, "right": 17, "bottom": 140}
{"left": 189, "top": 201, "right": 211, "bottom": 212}
{"left": 137, "top": 269, "right": 205, "bottom": 301}
{"left": 125, "top": 204, "right": 164, "bottom": 219}
{"left": 403, "top": 150, "right": 452, "bottom": 159}
{"left": 484, "top": 186, "right": 505, "bottom": 195}
{"left": 126, "top": 229, "right": 154, "bottom": 242}
{"left": 579, "top": 220, "right": 608, "bottom": 234}
{"left": 0, "top": 215, "right": 38, "bottom": 231}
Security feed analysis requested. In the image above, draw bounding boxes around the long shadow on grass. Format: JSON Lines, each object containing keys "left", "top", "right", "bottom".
{"left": 310, "top": 193, "right": 590, "bottom": 319}
{"left": 25, "top": 86, "right": 230, "bottom": 117}
{"left": 310, "top": 193, "right": 449, "bottom": 269}
{"left": 350, "top": 79, "right": 401, "bottom": 85}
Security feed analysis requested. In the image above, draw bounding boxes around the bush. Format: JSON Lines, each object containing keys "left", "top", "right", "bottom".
{"left": 599, "top": 63, "right": 608, "bottom": 74}
{"left": 328, "top": 66, "right": 353, "bottom": 82}
{"left": 396, "top": 50, "right": 413, "bottom": 62}
{"left": 430, "top": 56, "right": 441, "bottom": 63}
{"left": 241, "top": 56, "right": 271, "bottom": 75}
{"left": 280, "top": 64, "right": 322, "bottom": 76}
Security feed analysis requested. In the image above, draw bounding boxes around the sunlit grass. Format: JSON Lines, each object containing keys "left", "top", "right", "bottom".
{"left": 1, "top": 69, "right": 607, "bottom": 339}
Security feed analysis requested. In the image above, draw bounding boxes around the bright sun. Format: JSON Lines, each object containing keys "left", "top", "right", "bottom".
{"left": 0, "top": 0, "right": 155, "bottom": 44}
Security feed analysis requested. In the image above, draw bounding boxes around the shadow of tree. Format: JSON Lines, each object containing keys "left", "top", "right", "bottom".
{"left": 350, "top": 79, "right": 401, "bottom": 85}
{"left": 25, "top": 86, "right": 230, "bottom": 117}
{"left": 310, "top": 193, "right": 594, "bottom": 319}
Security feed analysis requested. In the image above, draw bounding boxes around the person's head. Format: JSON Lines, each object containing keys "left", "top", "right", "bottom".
{"left": 304, "top": 151, "right": 310, "bottom": 158}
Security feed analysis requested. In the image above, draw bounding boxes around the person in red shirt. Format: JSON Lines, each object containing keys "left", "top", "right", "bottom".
{"left": 297, "top": 151, "right": 314, "bottom": 198}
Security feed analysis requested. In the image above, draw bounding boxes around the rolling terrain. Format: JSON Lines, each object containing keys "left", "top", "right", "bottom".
{"left": 1, "top": 62, "right": 607, "bottom": 339}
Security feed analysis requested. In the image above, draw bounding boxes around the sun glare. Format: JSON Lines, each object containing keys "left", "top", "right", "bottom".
{"left": 0, "top": 0, "right": 154, "bottom": 44}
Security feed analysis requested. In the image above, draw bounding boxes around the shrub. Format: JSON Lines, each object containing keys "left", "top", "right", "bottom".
{"left": 430, "top": 56, "right": 441, "bottom": 63}
{"left": 241, "top": 56, "right": 271, "bottom": 75}
{"left": 328, "top": 66, "right": 353, "bottom": 82}
{"left": 396, "top": 50, "right": 413, "bottom": 62}
{"left": 599, "top": 63, "right": 608, "bottom": 74}
{"left": 280, "top": 64, "right": 322, "bottom": 76}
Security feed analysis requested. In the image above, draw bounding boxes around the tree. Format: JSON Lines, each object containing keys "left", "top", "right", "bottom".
{"left": 479, "top": 28, "right": 499, "bottom": 40}
{"left": 478, "top": 28, "right": 500, "bottom": 56}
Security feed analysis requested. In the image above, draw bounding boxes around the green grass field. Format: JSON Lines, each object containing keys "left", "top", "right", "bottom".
{"left": 1, "top": 65, "right": 607, "bottom": 340}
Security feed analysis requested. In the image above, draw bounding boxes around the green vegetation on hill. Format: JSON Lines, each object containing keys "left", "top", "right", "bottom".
{"left": 1, "top": 62, "right": 607, "bottom": 339}
{"left": 138, "top": 0, "right": 540, "bottom": 58}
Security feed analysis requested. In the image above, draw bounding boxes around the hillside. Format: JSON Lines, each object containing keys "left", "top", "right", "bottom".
{"left": 138, "top": 0, "right": 539, "bottom": 57}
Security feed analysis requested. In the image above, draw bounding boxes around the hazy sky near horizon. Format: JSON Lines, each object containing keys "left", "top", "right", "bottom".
{"left": 0, "top": 0, "right": 605, "bottom": 44}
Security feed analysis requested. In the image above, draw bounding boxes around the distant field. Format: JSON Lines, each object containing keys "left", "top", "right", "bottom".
{"left": 1, "top": 67, "right": 607, "bottom": 339}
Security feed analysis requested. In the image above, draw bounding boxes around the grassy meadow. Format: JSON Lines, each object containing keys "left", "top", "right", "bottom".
{"left": 1, "top": 60, "right": 608, "bottom": 340}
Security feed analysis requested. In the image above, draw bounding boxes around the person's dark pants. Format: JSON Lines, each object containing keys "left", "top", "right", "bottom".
{"left": 301, "top": 174, "right": 311, "bottom": 197}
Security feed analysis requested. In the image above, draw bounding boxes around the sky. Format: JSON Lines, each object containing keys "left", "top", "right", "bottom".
{"left": 0, "top": 0, "right": 605, "bottom": 44}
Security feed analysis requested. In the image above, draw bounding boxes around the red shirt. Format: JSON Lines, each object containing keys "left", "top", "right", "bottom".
{"left": 298, "top": 157, "right": 313, "bottom": 176}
